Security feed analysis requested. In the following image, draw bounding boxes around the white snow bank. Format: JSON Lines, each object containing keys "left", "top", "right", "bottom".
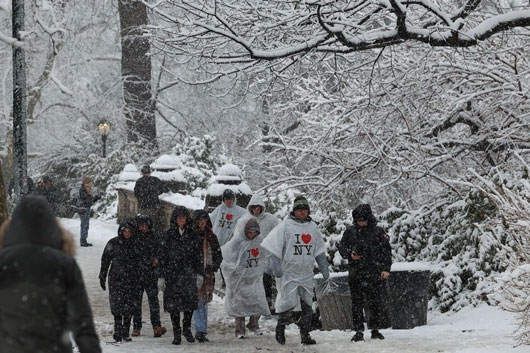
{"left": 207, "top": 182, "right": 252, "bottom": 196}
{"left": 118, "top": 164, "right": 140, "bottom": 182}
{"left": 151, "top": 154, "right": 180, "bottom": 170}
{"left": 159, "top": 192, "right": 204, "bottom": 210}
{"left": 217, "top": 163, "right": 242, "bottom": 177}
{"left": 391, "top": 262, "right": 432, "bottom": 272}
{"left": 152, "top": 170, "right": 185, "bottom": 182}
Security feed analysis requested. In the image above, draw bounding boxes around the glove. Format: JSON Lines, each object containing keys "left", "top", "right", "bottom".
{"left": 158, "top": 278, "right": 166, "bottom": 292}
{"left": 196, "top": 274, "right": 204, "bottom": 289}
{"left": 99, "top": 277, "right": 106, "bottom": 291}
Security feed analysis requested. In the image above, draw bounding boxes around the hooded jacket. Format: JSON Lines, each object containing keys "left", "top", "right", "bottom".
{"left": 231, "top": 194, "right": 280, "bottom": 243}
{"left": 160, "top": 206, "right": 203, "bottom": 312}
{"left": 99, "top": 221, "right": 141, "bottom": 316}
{"left": 0, "top": 196, "right": 101, "bottom": 353}
{"left": 337, "top": 204, "right": 392, "bottom": 275}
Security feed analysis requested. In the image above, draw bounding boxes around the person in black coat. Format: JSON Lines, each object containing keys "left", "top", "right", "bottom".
{"left": 0, "top": 196, "right": 101, "bottom": 353}
{"left": 159, "top": 206, "right": 203, "bottom": 345}
{"left": 99, "top": 221, "right": 141, "bottom": 342}
{"left": 78, "top": 176, "right": 100, "bottom": 247}
{"left": 131, "top": 214, "right": 167, "bottom": 338}
{"left": 36, "top": 175, "right": 61, "bottom": 215}
{"left": 133, "top": 166, "right": 169, "bottom": 235}
{"left": 337, "top": 204, "right": 392, "bottom": 342}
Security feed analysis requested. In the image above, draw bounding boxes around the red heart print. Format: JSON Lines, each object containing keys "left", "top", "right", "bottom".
{"left": 225, "top": 214, "right": 233, "bottom": 221}
{"left": 301, "top": 234, "right": 312, "bottom": 244}
{"left": 251, "top": 248, "right": 259, "bottom": 257}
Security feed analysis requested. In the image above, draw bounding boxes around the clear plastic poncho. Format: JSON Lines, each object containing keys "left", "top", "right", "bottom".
{"left": 261, "top": 216, "right": 326, "bottom": 313}
{"left": 210, "top": 203, "right": 246, "bottom": 246}
{"left": 221, "top": 221, "right": 270, "bottom": 317}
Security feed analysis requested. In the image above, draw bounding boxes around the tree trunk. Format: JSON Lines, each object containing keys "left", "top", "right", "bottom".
{"left": 118, "top": 0, "right": 157, "bottom": 145}
{"left": 12, "top": 0, "right": 28, "bottom": 201}
{"left": 0, "top": 163, "right": 8, "bottom": 224}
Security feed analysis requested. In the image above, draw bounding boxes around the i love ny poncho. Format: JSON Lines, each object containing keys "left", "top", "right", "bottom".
{"left": 261, "top": 215, "right": 326, "bottom": 313}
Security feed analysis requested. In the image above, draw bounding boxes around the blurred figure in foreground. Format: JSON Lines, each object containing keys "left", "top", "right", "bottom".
{"left": 0, "top": 196, "right": 101, "bottom": 353}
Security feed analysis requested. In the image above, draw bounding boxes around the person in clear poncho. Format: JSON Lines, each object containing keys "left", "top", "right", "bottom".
{"left": 261, "top": 195, "right": 330, "bottom": 346}
{"left": 221, "top": 218, "right": 270, "bottom": 339}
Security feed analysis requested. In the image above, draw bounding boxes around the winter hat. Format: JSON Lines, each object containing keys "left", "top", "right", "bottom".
{"left": 134, "top": 213, "right": 153, "bottom": 229}
{"left": 352, "top": 204, "right": 373, "bottom": 222}
{"left": 141, "top": 165, "right": 151, "bottom": 174}
{"left": 222, "top": 189, "right": 235, "bottom": 201}
{"left": 292, "top": 195, "right": 310, "bottom": 212}
{"left": 3, "top": 196, "right": 63, "bottom": 249}
{"left": 244, "top": 218, "right": 260, "bottom": 238}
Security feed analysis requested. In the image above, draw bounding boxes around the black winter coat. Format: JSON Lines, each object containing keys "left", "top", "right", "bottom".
{"left": 160, "top": 207, "right": 203, "bottom": 313}
{"left": 338, "top": 207, "right": 392, "bottom": 276}
{"left": 134, "top": 175, "right": 167, "bottom": 209}
{"left": 78, "top": 185, "right": 99, "bottom": 214}
{"left": 99, "top": 223, "right": 141, "bottom": 316}
{"left": 135, "top": 228, "right": 162, "bottom": 283}
{"left": 0, "top": 196, "right": 101, "bottom": 353}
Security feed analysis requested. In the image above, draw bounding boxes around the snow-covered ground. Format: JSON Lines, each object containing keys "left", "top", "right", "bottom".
{"left": 61, "top": 217, "right": 528, "bottom": 353}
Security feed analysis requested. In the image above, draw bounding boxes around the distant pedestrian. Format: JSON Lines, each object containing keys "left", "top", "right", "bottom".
{"left": 36, "top": 175, "right": 60, "bottom": 214}
{"left": 159, "top": 206, "right": 203, "bottom": 345}
{"left": 192, "top": 209, "right": 223, "bottom": 342}
{"left": 337, "top": 204, "right": 392, "bottom": 342}
{"left": 222, "top": 218, "right": 270, "bottom": 339}
{"left": 209, "top": 189, "right": 246, "bottom": 247}
{"left": 131, "top": 214, "right": 167, "bottom": 338}
{"left": 99, "top": 221, "right": 141, "bottom": 343}
{"left": 78, "top": 176, "right": 100, "bottom": 247}
{"left": 233, "top": 193, "right": 280, "bottom": 313}
{"left": 0, "top": 196, "right": 101, "bottom": 353}
{"left": 134, "top": 166, "right": 169, "bottom": 235}
{"left": 262, "top": 195, "right": 329, "bottom": 345}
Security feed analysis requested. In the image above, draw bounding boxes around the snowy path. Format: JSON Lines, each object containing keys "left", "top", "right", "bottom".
{"left": 61, "top": 218, "right": 527, "bottom": 353}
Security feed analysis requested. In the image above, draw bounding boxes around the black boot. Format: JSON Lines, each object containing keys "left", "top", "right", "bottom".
{"left": 113, "top": 320, "right": 123, "bottom": 342}
{"left": 301, "top": 333, "right": 316, "bottom": 345}
{"left": 183, "top": 327, "right": 195, "bottom": 343}
{"left": 352, "top": 331, "right": 364, "bottom": 342}
{"left": 195, "top": 332, "right": 209, "bottom": 342}
{"left": 172, "top": 329, "right": 182, "bottom": 345}
{"left": 275, "top": 324, "right": 286, "bottom": 345}
{"left": 371, "top": 330, "right": 385, "bottom": 340}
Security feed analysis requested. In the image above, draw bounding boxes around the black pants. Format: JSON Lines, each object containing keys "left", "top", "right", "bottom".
{"left": 263, "top": 273, "right": 274, "bottom": 307}
{"left": 277, "top": 300, "right": 312, "bottom": 336}
{"left": 170, "top": 311, "right": 193, "bottom": 334}
{"left": 114, "top": 315, "right": 132, "bottom": 338}
{"left": 133, "top": 278, "right": 161, "bottom": 330}
{"left": 349, "top": 272, "right": 385, "bottom": 332}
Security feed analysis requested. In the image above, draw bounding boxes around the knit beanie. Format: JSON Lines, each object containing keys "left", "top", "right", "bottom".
{"left": 292, "top": 195, "right": 310, "bottom": 212}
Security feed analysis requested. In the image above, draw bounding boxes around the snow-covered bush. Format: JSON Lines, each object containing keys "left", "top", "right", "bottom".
{"left": 471, "top": 162, "right": 530, "bottom": 345}
{"left": 170, "top": 135, "right": 219, "bottom": 194}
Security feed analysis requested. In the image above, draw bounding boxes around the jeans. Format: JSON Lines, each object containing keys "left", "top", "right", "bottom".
{"left": 193, "top": 301, "right": 208, "bottom": 334}
{"left": 80, "top": 210, "right": 90, "bottom": 244}
{"left": 133, "top": 279, "right": 161, "bottom": 329}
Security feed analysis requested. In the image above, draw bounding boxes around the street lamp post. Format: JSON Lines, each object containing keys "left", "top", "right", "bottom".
{"left": 97, "top": 120, "right": 111, "bottom": 158}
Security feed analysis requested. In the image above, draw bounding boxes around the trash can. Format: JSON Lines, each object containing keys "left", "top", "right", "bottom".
{"left": 388, "top": 262, "right": 431, "bottom": 329}
{"left": 314, "top": 272, "right": 353, "bottom": 330}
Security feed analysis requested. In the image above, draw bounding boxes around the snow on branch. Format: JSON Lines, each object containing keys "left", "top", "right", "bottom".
{"left": 146, "top": 0, "right": 530, "bottom": 62}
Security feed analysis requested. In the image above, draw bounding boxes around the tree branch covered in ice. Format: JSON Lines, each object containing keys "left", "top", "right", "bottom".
{"left": 145, "top": 0, "right": 530, "bottom": 63}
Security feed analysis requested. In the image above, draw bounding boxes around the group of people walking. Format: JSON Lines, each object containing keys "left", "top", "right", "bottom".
{"left": 0, "top": 166, "right": 392, "bottom": 352}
